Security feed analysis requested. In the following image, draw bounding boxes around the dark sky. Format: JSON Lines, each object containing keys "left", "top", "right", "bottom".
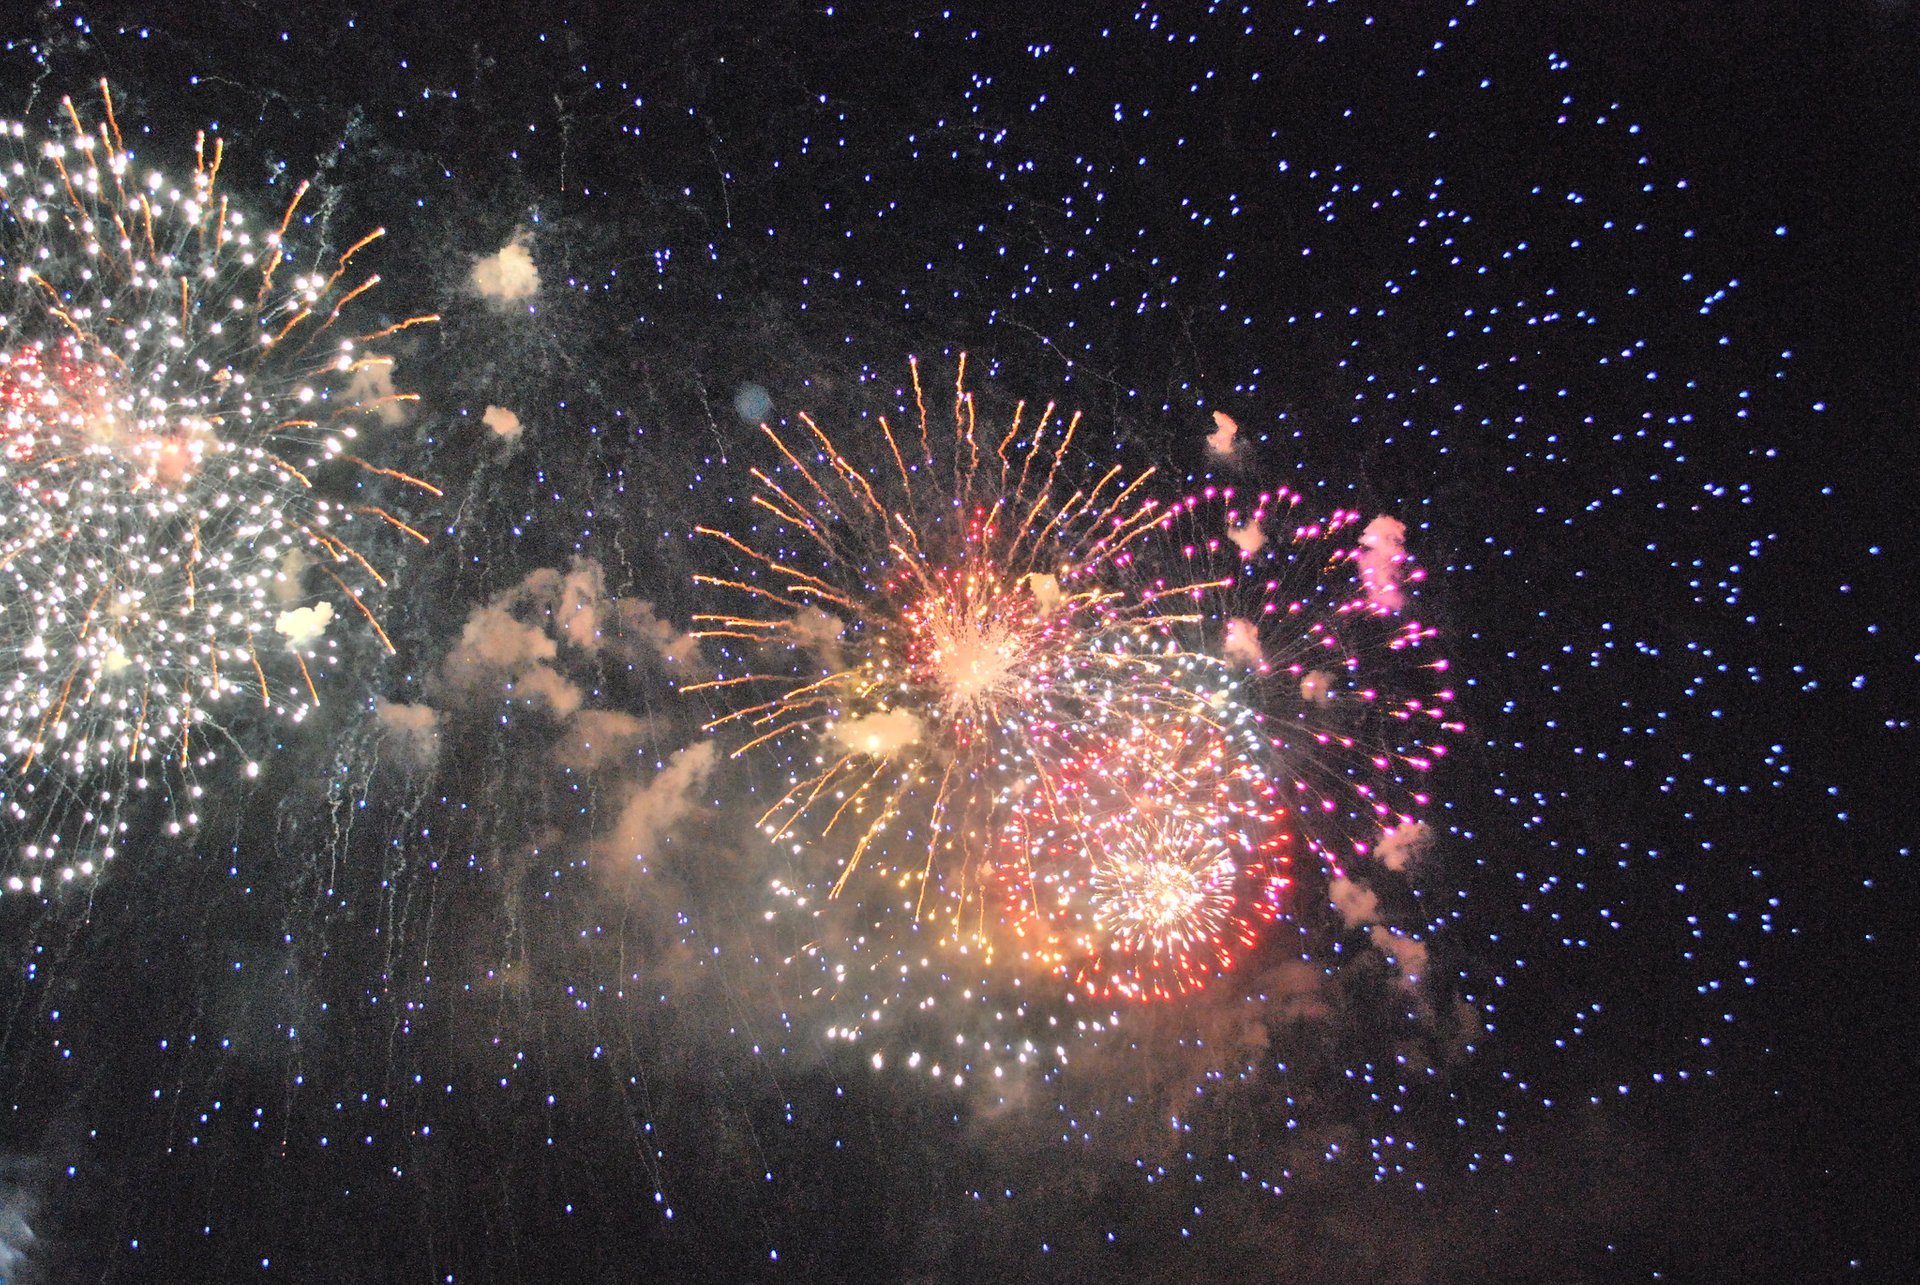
{"left": 1, "top": 2, "right": 1913, "bottom": 1280}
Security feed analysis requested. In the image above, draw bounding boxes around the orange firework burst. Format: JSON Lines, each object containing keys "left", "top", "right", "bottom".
{"left": 688, "top": 357, "right": 1231, "bottom": 939}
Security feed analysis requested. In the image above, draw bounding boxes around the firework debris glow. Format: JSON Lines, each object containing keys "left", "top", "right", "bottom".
{"left": 0, "top": 83, "right": 436, "bottom": 895}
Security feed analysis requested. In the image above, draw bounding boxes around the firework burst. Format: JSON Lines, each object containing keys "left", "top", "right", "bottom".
{"left": 1155, "top": 485, "right": 1460, "bottom": 882}
{"left": 689, "top": 356, "right": 1225, "bottom": 938}
{"left": 0, "top": 84, "right": 437, "bottom": 896}
{"left": 693, "top": 361, "right": 1456, "bottom": 1090}
{"left": 992, "top": 652, "right": 1287, "bottom": 1002}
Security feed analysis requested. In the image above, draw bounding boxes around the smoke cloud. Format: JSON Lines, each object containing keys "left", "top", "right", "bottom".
{"left": 374, "top": 699, "right": 440, "bottom": 768}
{"left": 441, "top": 598, "right": 559, "bottom": 692}
{"left": 343, "top": 357, "right": 408, "bottom": 426}
{"left": 274, "top": 601, "right": 335, "bottom": 649}
{"left": 271, "top": 547, "right": 312, "bottom": 606}
{"left": 1025, "top": 572, "right": 1064, "bottom": 614}
{"left": 788, "top": 606, "right": 846, "bottom": 672}
{"left": 1223, "top": 617, "right": 1264, "bottom": 668}
{"left": 1205, "top": 409, "right": 1240, "bottom": 457}
{"left": 829, "top": 709, "right": 924, "bottom": 757}
{"left": 595, "top": 741, "right": 719, "bottom": 872}
{"left": 553, "top": 709, "right": 653, "bottom": 772}
{"left": 438, "top": 559, "right": 703, "bottom": 716}
{"left": 482, "top": 404, "right": 523, "bottom": 442}
{"left": 1373, "top": 819, "right": 1432, "bottom": 873}
{"left": 470, "top": 230, "right": 540, "bottom": 304}
{"left": 504, "top": 662, "right": 584, "bottom": 718}
{"left": 1327, "top": 874, "right": 1381, "bottom": 930}
{"left": 1357, "top": 515, "right": 1408, "bottom": 613}
{"left": 610, "top": 597, "right": 704, "bottom": 669}
{"left": 1368, "top": 924, "right": 1428, "bottom": 986}
{"left": 549, "top": 559, "right": 606, "bottom": 652}
{"left": 1330, "top": 875, "right": 1428, "bottom": 990}
{"left": 1228, "top": 518, "right": 1266, "bottom": 556}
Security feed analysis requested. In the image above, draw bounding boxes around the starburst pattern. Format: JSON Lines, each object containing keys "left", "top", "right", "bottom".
{"left": 0, "top": 85, "right": 436, "bottom": 894}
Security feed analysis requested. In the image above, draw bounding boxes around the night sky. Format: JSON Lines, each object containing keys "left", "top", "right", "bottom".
{"left": 1, "top": 2, "right": 1913, "bottom": 1280}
